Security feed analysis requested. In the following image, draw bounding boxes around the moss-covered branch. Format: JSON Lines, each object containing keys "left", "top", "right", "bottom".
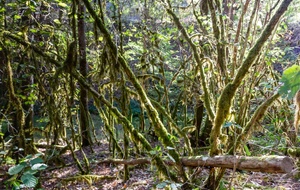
{"left": 96, "top": 104, "right": 124, "bottom": 158}
{"left": 162, "top": 1, "right": 215, "bottom": 122}
{"left": 150, "top": 99, "right": 193, "bottom": 155}
{"left": 214, "top": 92, "right": 281, "bottom": 187}
{"left": 231, "top": 0, "right": 252, "bottom": 77}
{"left": 0, "top": 41, "right": 26, "bottom": 152}
{"left": 230, "top": 93, "right": 281, "bottom": 153}
{"left": 81, "top": 0, "right": 188, "bottom": 181}
{"left": 208, "top": 0, "right": 227, "bottom": 78}
{"left": 2, "top": 31, "right": 179, "bottom": 182}
{"left": 210, "top": 0, "right": 293, "bottom": 156}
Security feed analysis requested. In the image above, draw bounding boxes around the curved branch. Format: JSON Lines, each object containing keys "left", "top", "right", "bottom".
{"left": 162, "top": 1, "right": 215, "bottom": 122}
{"left": 210, "top": 0, "right": 293, "bottom": 156}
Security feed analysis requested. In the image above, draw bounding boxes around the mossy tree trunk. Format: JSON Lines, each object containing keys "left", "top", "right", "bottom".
{"left": 0, "top": 44, "right": 26, "bottom": 158}
{"left": 206, "top": 0, "right": 293, "bottom": 188}
{"left": 78, "top": 1, "right": 92, "bottom": 147}
{"left": 1, "top": 3, "right": 38, "bottom": 155}
{"left": 21, "top": 72, "right": 36, "bottom": 154}
{"left": 209, "top": 0, "right": 293, "bottom": 156}
{"left": 0, "top": 50, "right": 7, "bottom": 110}
{"left": 199, "top": 115, "right": 213, "bottom": 147}
{"left": 159, "top": 0, "right": 294, "bottom": 188}
{"left": 191, "top": 99, "right": 204, "bottom": 147}
{"left": 82, "top": 0, "right": 188, "bottom": 182}
{"left": 18, "top": 3, "right": 36, "bottom": 155}
{"left": 2, "top": 31, "right": 182, "bottom": 182}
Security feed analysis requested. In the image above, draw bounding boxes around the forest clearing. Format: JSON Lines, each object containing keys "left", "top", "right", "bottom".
{"left": 1, "top": 0, "right": 300, "bottom": 189}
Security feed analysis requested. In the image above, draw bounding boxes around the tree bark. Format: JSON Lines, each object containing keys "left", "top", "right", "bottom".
{"left": 191, "top": 99, "right": 204, "bottom": 147}
{"left": 78, "top": 2, "right": 91, "bottom": 146}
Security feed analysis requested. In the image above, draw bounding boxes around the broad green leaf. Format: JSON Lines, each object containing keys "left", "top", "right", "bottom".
{"left": 279, "top": 65, "right": 300, "bottom": 99}
{"left": 11, "top": 181, "right": 21, "bottom": 190}
{"left": 170, "top": 183, "right": 181, "bottom": 190}
{"left": 8, "top": 164, "right": 26, "bottom": 175}
{"left": 219, "top": 180, "right": 227, "bottom": 190}
{"left": 35, "top": 153, "right": 43, "bottom": 157}
{"left": 31, "top": 163, "right": 47, "bottom": 171}
{"left": 170, "top": 183, "right": 178, "bottom": 190}
{"left": 53, "top": 19, "right": 61, "bottom": 25}
{"left": 58, "top": 2, "right": 67, "bottom": 8}
{"left": 156, "top": 182, "right": 167, "bottom": 188}
{"left": 25, "top": 154, "right": 33, "bottom": 159}
{"left": 30, "top": 157, "right": 44, "bottom": 165}
{"left": 21, "top": 173, "right": 38, "bottom": 188}
{"left": 24, "top": 169, "right": 38, "bottom": 175}
{"left": 14, "top": 15, "right": 21, "bottom": 19}
{"left": 29, "top": 28, "right": 37, "bottom": 33}
{"left": 244, "top": 145, "right": 251, "bottom": 156}
{"left": 0, "top": 8, "right": 5, "bottom": 13}
{"left": 7, "top": 3, "right": 17, "bottom": 8}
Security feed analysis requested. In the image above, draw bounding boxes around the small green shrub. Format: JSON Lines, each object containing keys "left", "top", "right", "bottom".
{"left": 5, "top": 153, "right": 47, "bottom": 190}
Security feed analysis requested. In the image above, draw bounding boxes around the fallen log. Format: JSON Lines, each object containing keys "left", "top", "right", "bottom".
{"left": 98, "top": 155, "right": 294, "bottom": 173}
{"left": 181, "top": 155, "right": 294, "bottom": 173}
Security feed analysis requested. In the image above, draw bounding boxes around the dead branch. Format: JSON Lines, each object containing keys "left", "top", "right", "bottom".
{"left": 97, "top": 155, "right": 294, "bottom": 174}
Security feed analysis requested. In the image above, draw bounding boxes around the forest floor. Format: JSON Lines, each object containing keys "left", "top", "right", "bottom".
{"left": 2, "top": 142, "right": 300, "bottom": 190}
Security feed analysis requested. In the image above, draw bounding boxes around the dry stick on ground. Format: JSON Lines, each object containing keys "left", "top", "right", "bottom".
{"left": 97, "top": 155, "right": 294, "bottom": 174}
